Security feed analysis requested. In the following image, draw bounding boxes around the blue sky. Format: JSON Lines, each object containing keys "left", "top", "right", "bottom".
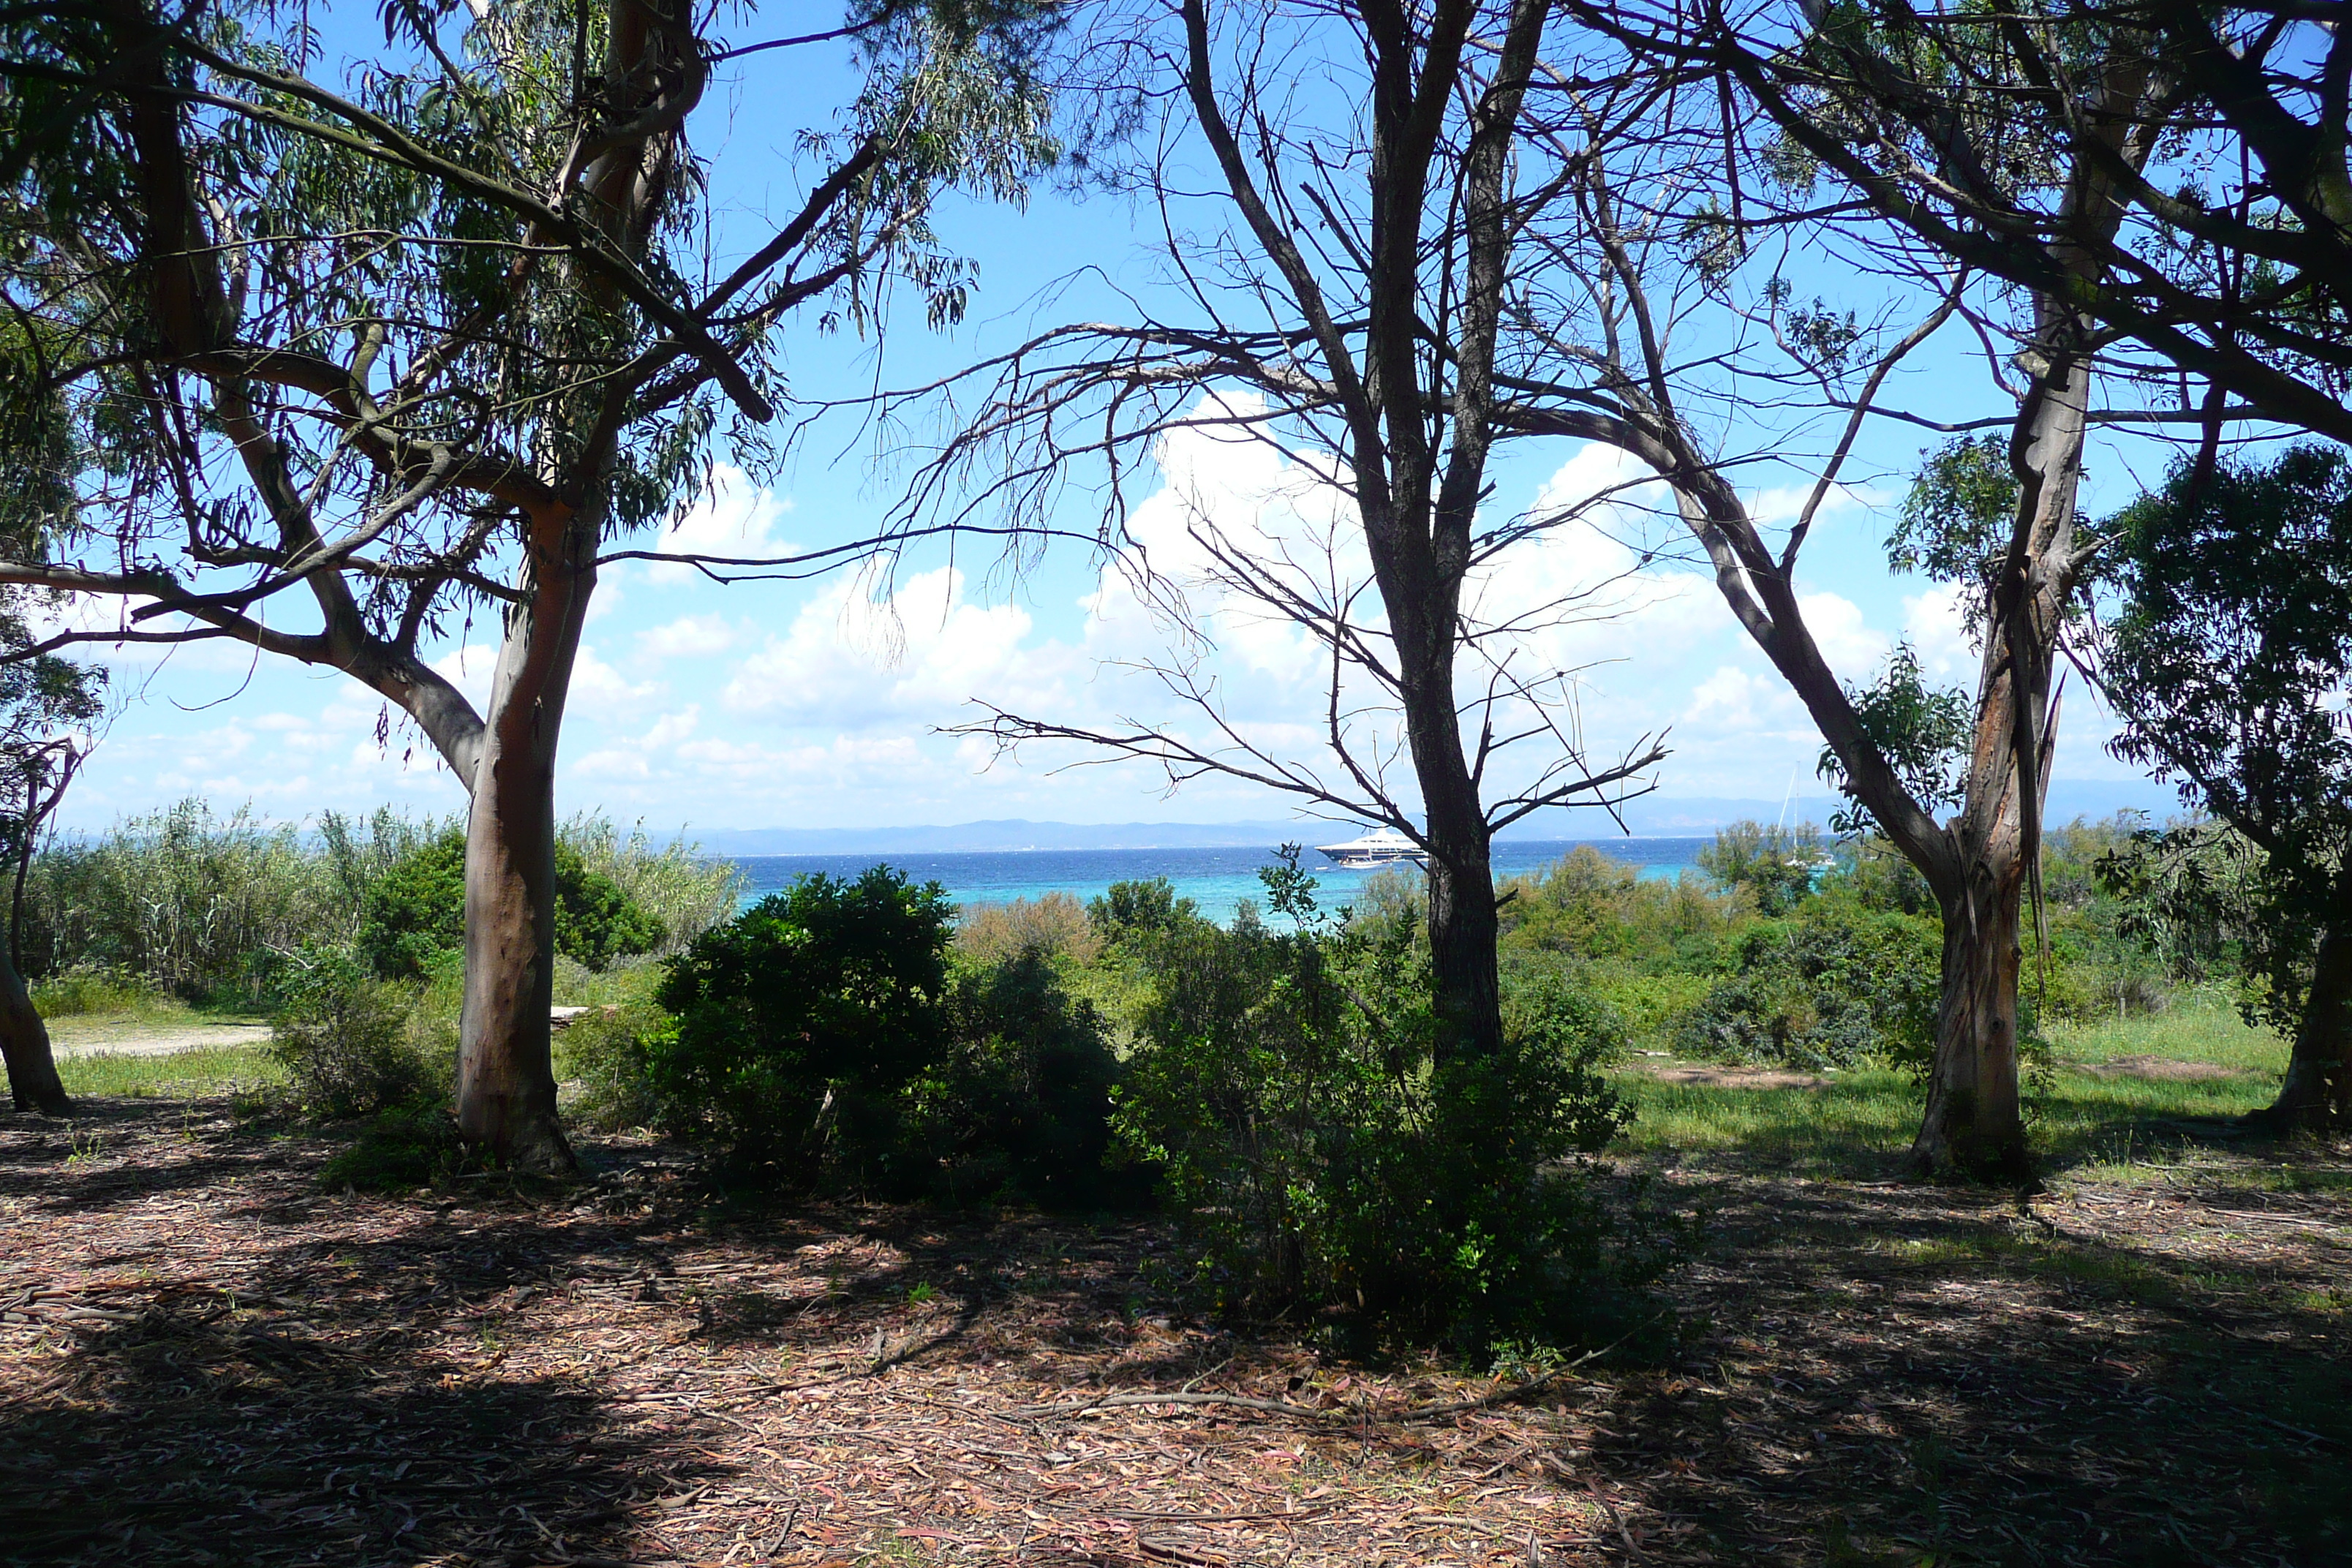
{"left": 53, "top": 10, "right": 2187, "bottom": 838}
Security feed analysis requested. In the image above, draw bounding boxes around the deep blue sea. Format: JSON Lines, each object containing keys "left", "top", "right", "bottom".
{"left": 728, "top": 838, "right": 1708, "bottom": 918}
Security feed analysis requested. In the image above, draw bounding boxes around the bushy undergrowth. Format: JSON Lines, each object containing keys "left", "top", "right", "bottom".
{"left": 1495, "top": 818, "right": 2205, "bottom": 1068}
{"left": 22, "top": 798, "right": 741, "bottom": 1004}
{"left": 611, "top": 867, "right": 1128, "bottom": 1209}
{"left": 919, "top": 951, "right": 1131, "bottom": 1207}
{"left": 357, "top": 825, "right": 666, "bottom": 979}
{"left": 267, "top": 947, "right": 448, "bottom": 1119}
{"left": 1676, "top": 898, "right": 1942, "bottom": 1070}
{"left": 318, "top": 1105, "right": 464, "bottom": 1192}
{"left": 23, "top": 802, "right": 353, "bottom": 1005}
{"left": 1107, "top": 857, "right": 1652, "bottom": 1351}
{"left": 956, "top": 890, "right": 1101, "bottom": 967}
{"left": 647, "top": 867, "right": 957, "bottom": 1181}
{"left": 29, "top": 965, "right": 166, "bottom": 1017}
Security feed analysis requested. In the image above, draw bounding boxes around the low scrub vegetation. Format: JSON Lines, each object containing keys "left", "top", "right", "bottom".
{"left": 42, "top": 807, "right": 2264, "bottom": 1354}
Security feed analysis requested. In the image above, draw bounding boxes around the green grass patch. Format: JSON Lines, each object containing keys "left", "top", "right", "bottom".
{"left": 2046, "top": 991, "right": 2285, "bottom": 1073}
{"left": 1610, "top": 1066, "right": 1922, "bottom": 1176}
{"left": 1612, "top": 1003, "right": 2295, "bottom": 1177}
{"left": 55, "top": 1045, "right": 285, "bottom": 1098}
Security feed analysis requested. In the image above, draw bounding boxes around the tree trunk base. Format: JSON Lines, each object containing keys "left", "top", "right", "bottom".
{"left": 460, "top": 1098, "right": 578, "bottom": 1175}
{"left": 1907, "top": 1134, "right": 2038, "bottom": 1188}
{"left": 2238, "top": 1088, "right": 2348, "bottom": 1139}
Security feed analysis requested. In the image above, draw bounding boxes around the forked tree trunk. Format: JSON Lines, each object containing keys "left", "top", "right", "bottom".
{"left": 2258, "top": 921, "right": 2352, "bottom": 1133}
{"left": 0, "top": 942, "right": 68, "bottom": 1116}
{"left": 1916, "top": 861, "right": 2029, "bottom": 1178}
{"left": 456, "top": 500, "right": 599, "bottom": 1172}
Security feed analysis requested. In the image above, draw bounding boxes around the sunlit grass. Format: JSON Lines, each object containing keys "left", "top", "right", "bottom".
{"left": 1610, "top": 1067, "right": 1923, "bottom": 1176}
{"left": 2046, "top": 988, "right": 2285, "bottom": 1072}
{"left": 1610, "top": 998, "right": 2294, "bottom": 1178}
{"left": 55, "top": 1044, "right": 285, "bottom": 1099}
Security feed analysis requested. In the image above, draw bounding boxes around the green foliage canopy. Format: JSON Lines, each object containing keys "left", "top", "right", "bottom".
{"left": 2100, "top": 445, "right": 2352, "bottom": 1033}
{"left": 357, "top": 825, "right": 663, "bottom": 979}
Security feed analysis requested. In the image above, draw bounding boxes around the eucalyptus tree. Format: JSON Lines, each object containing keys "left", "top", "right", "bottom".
{"left": 915, "top": 0, "right": 2155, "bottom": 1175}
{"left": 0, "top": 641, "right": 103, "bottom": 1117}
{"left": 903, "top": 0, "right": 1673, "bottom": 1069}
{"left": 0, "top": 0, "right": 1052, "bottom": 1165}
{"left": 2103, "top": 447, "right": 2352, "bottom": 1131}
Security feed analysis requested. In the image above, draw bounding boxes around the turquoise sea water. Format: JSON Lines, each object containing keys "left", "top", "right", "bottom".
{"left": 728, "top": 837, "right": 1708, "bottom": 918}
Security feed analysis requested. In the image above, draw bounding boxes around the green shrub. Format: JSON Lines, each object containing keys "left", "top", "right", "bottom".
{"left": 1088, "top": 876, "right": 1200, "bottom": 941}
{"left": 644, "top": 867, "right": 954, "bottom": 1180}
{"left": 1109, "top": 856, "right": 1651, "bottom": 1351}
{"left": 560, "top": 1002, "right": 674, "bottom": 1131}
{"left": 911, "top": 950, "right": 1132, "bottom": 1208}
{"left": 1697, "top": 820, "right": 1827, "bottom": 917}
{"left": 29, "top": 965, "right": 165, "bottom": 1017}
{"left": 559, "top": 813, "right": 747, "bottom": 954}
{"left": 1677, "top": 900, "right": 1940, "bottom": 1070}
{"left": 1500, "top": 848, "right": 1745, "bottom": 965}
{"left": 357, "top": 825, "right": 665, "bottom": 979}
{"left": 318, "top": 1104, "right": 462, "bottom": 1192}
{"left": 268, "top": 946, "right": 445, "bottom": 1119}
{"left": 1583, "top": 969, "right": 1712, "bottom": 1049}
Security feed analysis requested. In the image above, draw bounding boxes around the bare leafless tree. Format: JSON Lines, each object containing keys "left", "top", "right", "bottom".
{"left": 889, "top": 0, "right": 1800, "bottom": 1066}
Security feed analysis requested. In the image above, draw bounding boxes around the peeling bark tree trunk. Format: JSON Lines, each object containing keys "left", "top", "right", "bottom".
{"left": 0, "top": 941, "right": 67, "bottom": 1116}
{"left": 1907, "top": 336, "right": 2087, "bottom": 1181}
{"left": 456, "top": 500, "right": 599, "bottom": 1172}
{"left": 2259, "top": 916, "right": 2352, "bottom": 1132}
{"left": 1918, "top": 862, "right": 2029, "bottom": 1177}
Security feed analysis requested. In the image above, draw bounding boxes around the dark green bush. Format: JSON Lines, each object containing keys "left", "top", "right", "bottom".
{"left": 1676, "top": 899, "right": 1940, "bottom": 1069}
{"left": 1088, "top": 875, "right": 1200, "bottom": 941}
{"left": 358, "top": 826, "right": 664, "bottom": 979}
{"left": 645, "top": 867, "right": 954, "bottom": 1180}
{"left": 908, "top": 951, "right": 1134, "bottom": 1209}
{"left": 1108, "top": 856, "right": 1651, "bottom": 1351}
{"left": 268, "top": 946, "right": 445, "bottom": 1119}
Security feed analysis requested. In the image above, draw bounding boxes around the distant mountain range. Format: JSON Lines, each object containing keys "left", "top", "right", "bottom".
{"left": 691, "top": 779, "right": 2183, "bottom": 856}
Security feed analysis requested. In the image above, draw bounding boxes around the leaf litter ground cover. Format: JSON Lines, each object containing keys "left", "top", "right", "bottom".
{"left": 1, "top": 1097, "right": 2347, "bottom": 1567}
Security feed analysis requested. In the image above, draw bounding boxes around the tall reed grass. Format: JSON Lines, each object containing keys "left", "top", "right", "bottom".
{"left": 20, "top": 798, "right": 745, "bottom": 1003}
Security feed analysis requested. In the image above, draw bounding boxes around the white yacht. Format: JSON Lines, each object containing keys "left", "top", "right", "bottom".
{"left": 1314, "top": 826, "right": 1429, "bottom": 870}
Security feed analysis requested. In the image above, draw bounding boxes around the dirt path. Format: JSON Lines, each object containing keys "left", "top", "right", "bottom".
{"left": 1, "top": 1100, "right": 2346, "bottom": 1567}
{"left": 45, "top": 1021, "right": 271, "bottom": 1058}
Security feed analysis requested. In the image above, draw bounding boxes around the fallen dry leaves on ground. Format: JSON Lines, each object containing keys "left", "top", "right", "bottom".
{"left": 1, "top": 1098, "right": 2346, "bottom": 1567}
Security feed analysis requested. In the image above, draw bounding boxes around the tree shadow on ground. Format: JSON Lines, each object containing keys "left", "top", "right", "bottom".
{"left": 1580, "top": 1175, "right": 2352, "bottom": 1566}
{"left": 0, "top": 1107, "right": 754, "bottom": 1568}
{"left": 0, "top": 1305, "right": 710, "bottom": 1567}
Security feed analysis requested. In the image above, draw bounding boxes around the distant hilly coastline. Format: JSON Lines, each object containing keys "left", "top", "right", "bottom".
{"left": 690, "top": 779, "right": 2184, "bottom": 856}
{"left": 693, "top": 798, "right": 1848, "bottom": 856}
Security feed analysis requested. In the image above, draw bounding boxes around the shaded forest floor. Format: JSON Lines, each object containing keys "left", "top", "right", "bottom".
{"left": 3, "top": 1095, "right": 2348, "bottom": 1568}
